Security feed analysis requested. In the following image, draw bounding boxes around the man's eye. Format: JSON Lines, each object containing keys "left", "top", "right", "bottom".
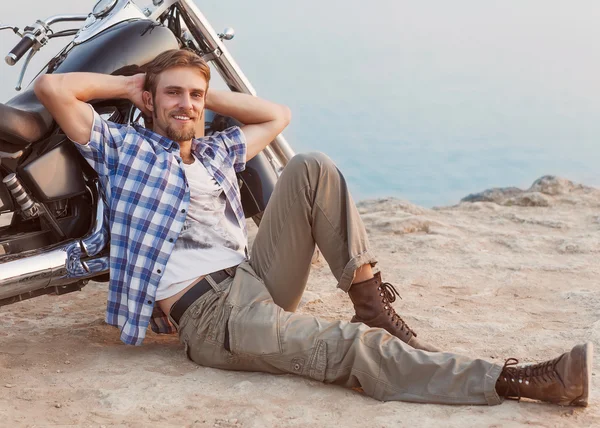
{"left": 168, "top": 91, "right": 178, "bottom": 95}
{"left": 192, "top": 93, "right": 204, "bottom": 99}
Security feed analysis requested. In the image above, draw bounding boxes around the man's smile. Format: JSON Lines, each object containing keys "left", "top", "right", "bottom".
{"left": 171, "top": 114, "right": 194, "bottom": 122}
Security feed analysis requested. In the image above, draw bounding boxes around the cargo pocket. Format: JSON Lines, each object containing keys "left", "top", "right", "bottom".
{"left": 228, "top": 302, "right": 283, "bottom": 356}
{"left": 179, "top": 331, "right": 192, "bottom": 362}
{"left": 308, "top": 340, "right": 328, "bottom": 382}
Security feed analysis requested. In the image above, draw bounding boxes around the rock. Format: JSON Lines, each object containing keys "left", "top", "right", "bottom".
{"left": 504, "top": 192, "right": 551, "bottom": 207}
{"left": 5, "top": 384, "right": 14, "bottom": 388}
{"left": 527, "top": 175, "right": 581, "bottom": 195}
{"left": 461, "top": 186, "right": 550, "bottom": 207}
{"left": 558, "top": 241, "right": 581, "bottom": 253}
{"left": 372, "top": 216, "right": 444, "bottom": 235}
{"left": 55, "top": 403, "right": 61, "bottom": 408}
{"left": 460, "top": 187, "right": 522, "bottom": 204}
{"left": 357, "top": 198, "right": 429, "bottom": 215}
{"left": 460, "top": 176, "right": 598, "bottom": 207}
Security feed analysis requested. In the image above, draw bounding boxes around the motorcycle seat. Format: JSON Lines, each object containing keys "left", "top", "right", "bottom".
{"left": 0, "top": 89, "right": 54, "bottom": 147}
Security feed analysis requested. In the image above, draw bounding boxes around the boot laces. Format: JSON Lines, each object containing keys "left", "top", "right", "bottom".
{"left": 499, "top": 355, "right": 563, "bottom": 401}
{"left": 378, "top": 281, "right": 416, "bottom": 337}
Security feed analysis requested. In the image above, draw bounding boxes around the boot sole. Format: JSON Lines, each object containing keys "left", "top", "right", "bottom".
{"left": 569, "top": 341, "right": 593, "bottom": 407}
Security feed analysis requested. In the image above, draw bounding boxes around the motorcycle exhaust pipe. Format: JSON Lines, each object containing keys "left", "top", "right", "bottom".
{"left": 0, "top": 246, "right": 108, "bottom": 300}
{"left": 0, "top": 183, "right": 109, "bottom": 301}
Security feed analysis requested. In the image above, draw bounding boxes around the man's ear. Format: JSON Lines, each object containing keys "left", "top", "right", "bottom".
{"left": 142, "top": 91, "right": 154, "bottom": 113}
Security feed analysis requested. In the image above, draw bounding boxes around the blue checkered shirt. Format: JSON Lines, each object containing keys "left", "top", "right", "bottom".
{"left": 69, "top": 109, "right": 247, "bottom": 345}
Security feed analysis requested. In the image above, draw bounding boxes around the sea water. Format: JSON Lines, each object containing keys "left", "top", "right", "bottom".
{"left": 1, "top": 0, "right": 598, "bottom": 207}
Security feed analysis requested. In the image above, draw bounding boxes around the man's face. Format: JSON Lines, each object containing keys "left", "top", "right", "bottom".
{"left": 145, "top": 66, "right": 207, "bottom": 143}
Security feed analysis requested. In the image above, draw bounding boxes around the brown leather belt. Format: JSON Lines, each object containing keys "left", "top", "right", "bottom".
{"left": 170, "top": 268, "right": 232, "bottom": 325}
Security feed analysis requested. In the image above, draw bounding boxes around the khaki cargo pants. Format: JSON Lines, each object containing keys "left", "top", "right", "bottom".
{"left": 172, "top": 152, "right": 503, "bottom": 405}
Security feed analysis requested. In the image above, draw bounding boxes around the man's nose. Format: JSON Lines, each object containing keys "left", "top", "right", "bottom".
{"left": 178, "top": 93, "right": 193, "bottom": 110}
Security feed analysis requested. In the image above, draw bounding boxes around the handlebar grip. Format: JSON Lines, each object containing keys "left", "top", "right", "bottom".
{"left": 5, "top": 35, "right": 35, "bottom": 66}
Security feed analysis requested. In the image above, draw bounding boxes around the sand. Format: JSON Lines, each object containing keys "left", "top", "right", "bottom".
{"left": 1, "top": 175, "right": 599, "bottom": 427}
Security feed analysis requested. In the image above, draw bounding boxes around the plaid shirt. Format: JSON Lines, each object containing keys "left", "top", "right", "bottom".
{"left": 69, "top": 109, "right": 247, "bottom": 345}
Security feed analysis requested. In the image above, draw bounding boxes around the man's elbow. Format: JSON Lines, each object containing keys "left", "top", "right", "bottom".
{"left": 34, "top": 74, "right": 55, "bottom": 104}
{"left": 279, "top": 104, "right": 292, "bottom": 127}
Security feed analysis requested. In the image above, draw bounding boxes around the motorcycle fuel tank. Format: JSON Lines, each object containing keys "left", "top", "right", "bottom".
{"left": 50, "top": 19, "right": 180, "bottom": 75}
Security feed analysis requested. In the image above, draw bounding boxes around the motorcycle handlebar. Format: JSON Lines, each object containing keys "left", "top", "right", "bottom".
{"left": 5, "top": 34, "right": 35, "bottom": 66}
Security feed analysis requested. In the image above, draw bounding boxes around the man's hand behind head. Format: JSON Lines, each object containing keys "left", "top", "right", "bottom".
{"left": 128, "top": 73, "right": 152, "bottom": 118}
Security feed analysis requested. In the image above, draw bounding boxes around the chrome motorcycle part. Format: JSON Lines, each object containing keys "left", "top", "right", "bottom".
{"left": 15, "top": 48, "right": 37, "bottom": 91}
{"left": 78, "top": 193, "right": 106, "bottom": 257}
{"left": 218, "top": 27, "right": 235, "bottom": 41}
{"left": 176, "top": 1, "right": 256, "bottom": 94}
{"left": 43, "top": 14, "right": 88, "bottom": 26}
{"left": 0, "top": 23, "right": 23, "bottom": 37}
{"left": 2, "top": 173, "right": 36, "bottom": 215}
{"left": 5, "top": 34, "right": 35, "bottom": 66}
{"left": 5, "top": 20, "right": 50, "bottom": 66}
{"left": 93, "top": 0, "right": 118, "bottom": 18}
{"left": 75, "top": 0, "right": 146, "bottom": 45}
{"left": 0, "top": 241, "right": 105, "bottom": 303}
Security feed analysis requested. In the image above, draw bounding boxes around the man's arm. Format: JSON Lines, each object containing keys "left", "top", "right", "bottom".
{"left": 34, "top": 72, "right": 145, "bottom": 145}
{"left": 204, "top": 90, "right": 291, "bottom": 160}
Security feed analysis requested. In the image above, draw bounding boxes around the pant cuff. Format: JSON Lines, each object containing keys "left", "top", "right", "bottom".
{"left": 337, "top": 250, "right": 378, "bottom": 292}
{"left": 483, "top": 363, "right": 504, "bottom": 405}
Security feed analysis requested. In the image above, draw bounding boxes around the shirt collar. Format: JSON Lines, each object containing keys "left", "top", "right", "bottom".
{"left": 133, "top": 125, "right": 180, "bottom": 153}
{"left": 191, "top": 138, "right": 211, "bottom": 157}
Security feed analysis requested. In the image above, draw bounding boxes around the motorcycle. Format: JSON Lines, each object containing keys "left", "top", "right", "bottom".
{"left": 0, "top": 0, "right": 294, "bottom": 306}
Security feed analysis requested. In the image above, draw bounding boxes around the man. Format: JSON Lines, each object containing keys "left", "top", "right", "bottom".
{"left": 34, "top": 49, "right": 592, "bottom": 407}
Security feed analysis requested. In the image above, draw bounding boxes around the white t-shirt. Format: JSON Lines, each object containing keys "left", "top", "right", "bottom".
{"left": 155, "top": 157, "right": 247, "bottom": 301}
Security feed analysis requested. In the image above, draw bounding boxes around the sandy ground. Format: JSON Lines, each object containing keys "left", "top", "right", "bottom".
{"left": 1, "top": 176, "right": 599, "bottom": 427}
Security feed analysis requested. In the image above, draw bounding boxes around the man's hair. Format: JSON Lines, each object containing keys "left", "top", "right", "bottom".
{"left": 144, "top": 49, "right": 211, "bottom": 97}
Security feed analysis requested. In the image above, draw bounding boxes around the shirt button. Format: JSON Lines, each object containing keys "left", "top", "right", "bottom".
{"left": 157, "top": 269, "right": 162, "bottom": 274}
{"left": 181, "top": 209, "right": 186, "bottom": 213}
{"left": 147, "top": 300, "right": 152, "bottom": 304}
{"left": 169, "top": 238, "right": 174, "bottom": 243}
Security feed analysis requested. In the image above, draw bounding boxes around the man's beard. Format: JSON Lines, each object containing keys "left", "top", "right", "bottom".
{"left": 152, "top": 106, "right": 198, "bottom": 142}
{"left": 165, "top": 123, "right": 196, "bottom": 142}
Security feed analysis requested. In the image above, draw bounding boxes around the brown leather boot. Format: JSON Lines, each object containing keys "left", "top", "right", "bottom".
{"left": 348, "top": 272, "right": 440, "bottom": 352}
{"left": 496, "top": 342, "right": 593, "bottom": 406}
